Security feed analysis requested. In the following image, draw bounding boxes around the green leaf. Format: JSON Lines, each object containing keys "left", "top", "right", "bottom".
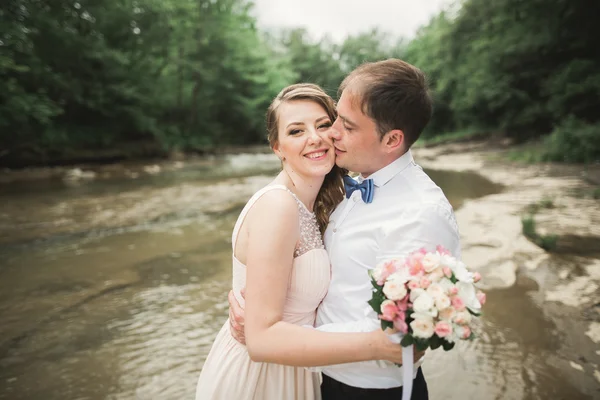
{"left": 381, "top": 320, "right": 394, "bottom": 331}
{"left": 429, "top": 335, "right": 442, "bottom": 350}
{"left": 370, "top": 278, "right": 382, "bottom": 290}
{"left": 467, "top": 308, "right": 481, "bottom": 317}
{"left": 367, "top": 291, "right": 385, "bottom": 314}
{"left": 400, "top": 334, "right": 414, "bottom": 347}
{"left": 442, "top": 341, "right": 455, "bottom": 351}
{"left": 415, "top": 339, "right": 429, "bottom": 352}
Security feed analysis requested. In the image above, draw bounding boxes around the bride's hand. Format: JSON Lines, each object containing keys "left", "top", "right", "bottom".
{"left": 369, "top": 329, "right": 425, "bottom": 365}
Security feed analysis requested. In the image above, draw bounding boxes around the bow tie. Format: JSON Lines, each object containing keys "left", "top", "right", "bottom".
{"left": 343, "top": 175, "right": 374, "bottom": 204}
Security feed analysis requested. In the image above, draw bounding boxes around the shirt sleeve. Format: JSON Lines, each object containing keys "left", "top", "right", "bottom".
{"left": 310, "top": 203, "right": 460, "bottom": 370}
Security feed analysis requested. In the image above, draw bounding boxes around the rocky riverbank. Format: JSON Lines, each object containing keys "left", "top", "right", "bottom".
{"left": 413, "top": 140, "right": 600, "bottom": 397}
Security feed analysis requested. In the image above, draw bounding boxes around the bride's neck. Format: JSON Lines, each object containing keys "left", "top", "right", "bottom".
{"left": 275, "top": 168, "right": 323, "bottom": 212}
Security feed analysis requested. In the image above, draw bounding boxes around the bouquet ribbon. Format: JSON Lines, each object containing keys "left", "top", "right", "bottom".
{"left": 402, "top": 344, "right": 413, "bottom": 400}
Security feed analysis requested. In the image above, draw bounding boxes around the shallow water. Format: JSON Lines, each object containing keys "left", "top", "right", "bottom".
{"left": 0, "top": 154, "right": 591, "bottom": 399}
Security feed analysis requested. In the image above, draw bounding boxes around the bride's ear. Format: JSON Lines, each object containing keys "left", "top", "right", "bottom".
{"left": 272, "top": 143, "right": 284, "bottom": 161}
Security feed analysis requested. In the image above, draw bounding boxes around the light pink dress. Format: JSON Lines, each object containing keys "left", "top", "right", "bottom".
{"left": 195, "top": 185, "right": 331, "bottom": 400}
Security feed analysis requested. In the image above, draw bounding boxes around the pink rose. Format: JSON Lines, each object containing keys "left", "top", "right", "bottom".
{"left": 396, "top": 299, "right": 409, "bottom": 312}
{"left": 377, "top": 260, "right": 399, "bottom": 284}
{"left": 434, "top": 321, "right": 453, "bottom": 338}
{"left": 448, "top": 286, "right": 459, "bottom": 296}
{"left": 407, "top": 255, "right": 424, "bottom": 276}
{"left": 451, "top": 296, "right": 466, "bottom": 311}
{"left": 436, "top": 245, "right": 451, "bottom": 255}
{"left": 380, "top": 300, "right": 398, "bottom": 321}
{"left": 407, "top": 279, "right": 420, "bottom": 290}
{"left": 415, "top": 247, "right": 428, "bottom": 255}
{"left": 393, "top": 314, "right": 408, "bottom": 334}
{"left": 443, "top": 266, "right": 453, "bottom": 278}
{"left": 419, "top": 277, "right": 431, "bottom": 289}
{"left": 461, "top": 325, "right": 472, "bottom": 339}
{"left": 476, "top": 291, "right": 486, "bottom": 305}
{"left": 473, "top": 272, "right": 482, "bottom": 283}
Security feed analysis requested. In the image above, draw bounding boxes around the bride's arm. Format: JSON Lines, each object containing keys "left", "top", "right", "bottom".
{"left": 243, "top": 190, "right": 402, "bottom": 367}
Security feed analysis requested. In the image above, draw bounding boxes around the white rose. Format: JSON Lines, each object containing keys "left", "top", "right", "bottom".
{"left": 454, "top": 261, "right": 474, "bottom": 283}
{"left": 388, "top": 270, "right": 410, "bottom": 285}
{"left": 456, "top": 281, "right": 481, "bottom": 311}
{"left": 454, "top": 311, "right": 472, "bottom": 325}
{"left": 452, "top": 324, "right": 469, "bottom": 342}
{"left": 426, "top": 283, "right": 445, "bottom": 300}
{"left": 411, "top": 312, "right": 434, "bottom": 323}
{"left": 413, "top": 292, "right": 437, "bottom": 317}
{"left": 422, "top": 253, "right": 441, "bottom": 273}
{"left": 409, "top": 288, "right": 425, "bottom": 302}
{"left": 438, "top": 306, "right": 457, "bottom": 322}
{"left": 428, "top": 267, "right": 445, "bottom": 282}
{"left": 410, "top": 316, "right": 435, "bottom": 339}
{"left": 383, "top": 280, "right": 408, "bottom": 301}
{"left": 438, "top": 278, "right": 455, "bottom": 293}
{"left": 435, "top": 294, "right": 451, "bottom": 310}
{"left": 440, "top": 254, "right": 458, "bottom": 271}
{"left": 370, "top": 265, "right": 384, "bottom": 282}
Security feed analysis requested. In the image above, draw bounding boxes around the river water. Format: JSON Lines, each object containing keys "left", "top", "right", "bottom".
{"left": 0, "top": 153, "right": 591, "bottom": 399}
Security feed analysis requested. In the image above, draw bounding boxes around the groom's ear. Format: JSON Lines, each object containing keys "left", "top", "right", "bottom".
{"left": 383, "top": 129, "right": 405, "bottom": 153}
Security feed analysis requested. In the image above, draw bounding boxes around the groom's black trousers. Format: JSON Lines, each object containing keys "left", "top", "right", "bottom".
{"left": 320, "top": 367, "right": 428, "bottom": 400}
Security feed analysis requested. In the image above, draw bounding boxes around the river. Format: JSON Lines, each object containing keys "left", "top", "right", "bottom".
{"left": 0, "top": 153, "right": 593, "bottom": 399}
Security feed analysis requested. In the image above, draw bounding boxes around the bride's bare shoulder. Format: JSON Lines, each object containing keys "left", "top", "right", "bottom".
{"left": 246, "top": 187, "right": 299, "bottom": 230}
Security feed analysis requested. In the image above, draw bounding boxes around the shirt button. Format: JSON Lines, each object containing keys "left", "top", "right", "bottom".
{"left": 333, "top": 228, "right": 337, "bottom": 233}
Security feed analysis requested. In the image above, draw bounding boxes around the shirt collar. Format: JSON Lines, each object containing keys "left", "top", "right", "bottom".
{"left": 358, "top": 150, "right": 414, "bottom": 187}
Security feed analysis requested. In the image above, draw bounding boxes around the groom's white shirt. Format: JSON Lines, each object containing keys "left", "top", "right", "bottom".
{"left": 315, "top": 149, "right": 461, "bottom": 389}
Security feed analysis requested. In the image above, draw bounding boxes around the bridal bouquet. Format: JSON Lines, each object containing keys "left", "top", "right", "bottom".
{"left": 368, "top": 246, "right": 486, "bottom": 352}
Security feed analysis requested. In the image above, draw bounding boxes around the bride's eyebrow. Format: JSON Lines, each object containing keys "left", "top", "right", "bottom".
{"left": 315, "top": 116, "right": 331, "bottom": 123}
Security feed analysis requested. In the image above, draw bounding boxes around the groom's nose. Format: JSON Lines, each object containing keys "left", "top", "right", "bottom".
{"left": 329, "top": 119, "right": 342, "bottom": 141}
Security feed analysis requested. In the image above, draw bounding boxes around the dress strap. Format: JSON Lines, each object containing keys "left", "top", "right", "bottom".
{"left": 231, "top": 184, "right": 297, "bottom": 251}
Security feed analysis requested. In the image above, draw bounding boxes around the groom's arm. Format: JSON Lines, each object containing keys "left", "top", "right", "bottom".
{"left": 312, "top": 203, "right": 460, "bottom": 366}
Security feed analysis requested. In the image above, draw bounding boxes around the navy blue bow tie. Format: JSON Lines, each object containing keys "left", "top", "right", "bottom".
{"left": 343, "top": 175, "right": 374, "bottom": 204}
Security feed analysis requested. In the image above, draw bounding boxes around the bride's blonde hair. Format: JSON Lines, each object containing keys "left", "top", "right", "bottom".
{"left": 266, "top": 83, "right": 346, "bottom": 234}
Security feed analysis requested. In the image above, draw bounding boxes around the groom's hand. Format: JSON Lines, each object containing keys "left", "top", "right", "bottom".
{"left": 414, "top": 348, "right": 426, "bottom": 363}
{"left": 228, "top": 289, "right": 246, "bottom": 344}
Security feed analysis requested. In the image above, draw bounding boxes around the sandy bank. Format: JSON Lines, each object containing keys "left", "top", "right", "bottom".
{"left": 413, "top": 140, "right": 600, "bottom": 395}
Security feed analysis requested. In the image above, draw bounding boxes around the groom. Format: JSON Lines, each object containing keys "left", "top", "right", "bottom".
{"left": 229, "top": 59, "right": 461, "bottom": 400}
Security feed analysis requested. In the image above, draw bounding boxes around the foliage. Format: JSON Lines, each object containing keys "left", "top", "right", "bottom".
{"left": 521, "top": 204, "right": 558, "bottom": 251}
{"left": 1, "top": 0, "right": 599, "bottom": 166}
{"left": 541, "top": 118, "right": 600, "bottom": 163}
{"left": 404, "top": 0, "right": 600, "bottom": 154}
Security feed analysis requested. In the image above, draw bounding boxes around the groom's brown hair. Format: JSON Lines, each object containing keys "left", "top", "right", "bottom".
{"left": 339, "top": 59, "right": 433, "bottom": 149}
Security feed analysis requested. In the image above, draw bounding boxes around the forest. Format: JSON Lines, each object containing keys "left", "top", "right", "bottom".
{"left": 1, "top": 0, "right": 598, "bottom": 166}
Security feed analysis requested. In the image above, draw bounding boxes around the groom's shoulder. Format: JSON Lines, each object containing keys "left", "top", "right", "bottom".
{"left": 389, "top": 165, "right": 451, "bottom": 207}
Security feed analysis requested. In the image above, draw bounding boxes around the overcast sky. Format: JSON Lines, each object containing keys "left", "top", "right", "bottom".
{"left": 251, "top": 0, "right": 451, "bottom": 42}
